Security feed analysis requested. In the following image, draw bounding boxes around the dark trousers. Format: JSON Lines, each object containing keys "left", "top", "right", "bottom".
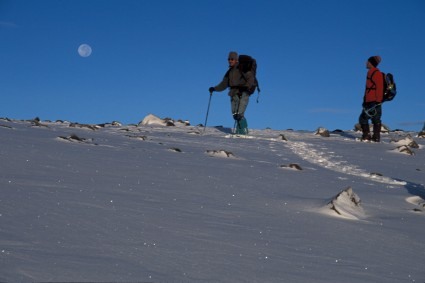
{"left": 359, "top": 103, "right": 382, "bottom": 125}
{"left": 231, "top": 92, "right": 250, "bottom": 118}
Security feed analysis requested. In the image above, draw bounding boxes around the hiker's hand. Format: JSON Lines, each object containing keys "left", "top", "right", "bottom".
{"left": 209, "top": 87, "right": 215, "bottom": 93}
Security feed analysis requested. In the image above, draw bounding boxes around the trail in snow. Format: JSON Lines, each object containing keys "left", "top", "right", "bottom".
{"left": 285, "top": 141, "right": 406, "bottom": 186}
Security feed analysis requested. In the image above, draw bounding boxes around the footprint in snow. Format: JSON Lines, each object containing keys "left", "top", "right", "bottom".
{"left": 279, "top": 163, "right": 303, "bottom": 171}
{"left": 206, "top": 150, "right": 236, "bottom": 158}
{"left": 125, "top": 135, "right": 147, "bottom": 141}
{"left": 0, "top": 124, "right": 13, "bottom": 129}
{"left": 392, "top": 145, "right": 415, "bottom": 156}
{"left": 57, "top": 134, "right": 97, "bottom": 145}
{"left": 406, "top": 196, "right": 425, "bottom": 213}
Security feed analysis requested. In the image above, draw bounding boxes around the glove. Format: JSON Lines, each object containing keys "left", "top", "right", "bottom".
{"left": 209, "top": 87, "right": 215, "bottom": 93}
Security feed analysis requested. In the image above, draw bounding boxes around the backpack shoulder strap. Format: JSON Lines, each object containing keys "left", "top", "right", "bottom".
{"left": 368, "top": 70, "right": 378, "bottom": 83}
{"left": 224, "top": 68, "right": 232, "bottom": 85}
{"left": 366, "top": 70, "right": 379, "bottom": 93}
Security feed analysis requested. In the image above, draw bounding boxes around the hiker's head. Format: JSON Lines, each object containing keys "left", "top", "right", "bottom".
{"left": 367, "top": 56, "right": 381, "bottom": 69}
{"left": 228, "top": 51, "right": 238, "bottom": 67}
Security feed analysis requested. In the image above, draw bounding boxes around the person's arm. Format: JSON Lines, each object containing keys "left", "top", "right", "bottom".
{"left": 213, "top": 70, "right": 230, "bottom": 92}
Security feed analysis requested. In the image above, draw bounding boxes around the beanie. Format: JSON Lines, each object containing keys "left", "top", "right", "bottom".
{"left": 368, "top": 56, "right": 381, "bottom": 67}
{"left": 228, "top": 51, "right": 238, "bottom": 61}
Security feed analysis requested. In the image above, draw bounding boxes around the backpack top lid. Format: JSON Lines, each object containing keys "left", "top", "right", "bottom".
{"left": 238, "top": 55, "right": 256, "bottom": 74}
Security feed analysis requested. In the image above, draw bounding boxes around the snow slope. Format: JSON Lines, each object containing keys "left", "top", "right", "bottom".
{"left": 1, "top": 116, "right": 424, "bottom": 282}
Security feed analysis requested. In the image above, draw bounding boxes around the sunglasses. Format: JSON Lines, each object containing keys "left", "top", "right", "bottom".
{"left": 228, "top": 58, "right": 235, "bottom": 61}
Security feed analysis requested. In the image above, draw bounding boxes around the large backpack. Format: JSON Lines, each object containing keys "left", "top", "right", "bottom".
{"left": 238, "top": 55, "right": 260, "bottom": 95}
{"left": 383, "top": 73, "right": 397, "bottom": 102}
{"left": 370, "top": 70, "right": 397, "bottom": 102}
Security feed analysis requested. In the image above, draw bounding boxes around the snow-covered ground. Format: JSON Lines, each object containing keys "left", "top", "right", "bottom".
{"left": 1, "top": 115, "right": 424, "bottom": 282}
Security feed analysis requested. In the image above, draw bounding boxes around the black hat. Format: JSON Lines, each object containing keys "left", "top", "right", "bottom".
{"left": 368, "top": 56, "right": 381, "bottom": 67}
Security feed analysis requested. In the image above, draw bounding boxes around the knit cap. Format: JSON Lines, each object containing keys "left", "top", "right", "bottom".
{"left": 228, "top": 51, "right": 238, "bottom": 61}
{"left": 368, "top": 56, "right": 381, "bottom": 67}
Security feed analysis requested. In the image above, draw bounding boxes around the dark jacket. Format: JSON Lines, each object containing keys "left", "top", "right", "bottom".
{"left": 364, "top": 67, "right": 384, "bottom": 103}
{"left": 214, "top": 64, "right": 255, "bottom": 96}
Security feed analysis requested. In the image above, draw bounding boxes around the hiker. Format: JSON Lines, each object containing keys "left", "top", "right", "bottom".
{"left": 209, "top": 51, "right": 255, "bottom": 134}
{"left": 359, "top": 56, "right": 384, "bottom": 142}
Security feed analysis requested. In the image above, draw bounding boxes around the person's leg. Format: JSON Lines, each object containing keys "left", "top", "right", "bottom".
{"left": 236, "top": 92, "right": 250, "bottom": 118}
{"left": 231, "top": 95, "right": 240, "bottom": 120}
{"left": 371, "top": 105, "right": 382, "bottom": 142}
{"left": 359, "top": 110, "right": 371, "bottom": 141}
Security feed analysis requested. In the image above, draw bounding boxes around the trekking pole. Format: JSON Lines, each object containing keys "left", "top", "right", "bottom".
{"left": 203, "top": 92, "right": 213, "bottom": 133}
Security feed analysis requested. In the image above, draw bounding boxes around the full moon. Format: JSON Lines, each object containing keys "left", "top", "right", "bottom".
{"left": 78, "top": 44, "right": 92, "bottom": 57}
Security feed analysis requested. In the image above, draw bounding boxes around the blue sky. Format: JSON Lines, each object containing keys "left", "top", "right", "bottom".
{"left": 1, "top": 0, "right": 424, "bottom": 131}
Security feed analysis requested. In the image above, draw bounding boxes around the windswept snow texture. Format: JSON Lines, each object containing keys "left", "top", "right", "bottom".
{"left": 1, "top": 118, "right": 424, "bottom": 283}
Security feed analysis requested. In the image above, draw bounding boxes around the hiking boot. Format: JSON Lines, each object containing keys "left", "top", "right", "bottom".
{"left": 235, "top": 117, "right": 248, "bottom": 135}
{"left": 372, "top": 123, "right": 381, "bottom": 142}
{"left": 361, "top": 135, "right": 372, "bottom": 142}
{"left": 360, "top": 124, "right": 371, "bottom": 141}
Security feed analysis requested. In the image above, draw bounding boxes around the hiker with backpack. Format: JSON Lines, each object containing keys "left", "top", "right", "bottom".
{"left": 209, "top": 51, "right": 257, "bottom": 135}
{"left": 359, "top": 55, "right": 384, "bottom": 142}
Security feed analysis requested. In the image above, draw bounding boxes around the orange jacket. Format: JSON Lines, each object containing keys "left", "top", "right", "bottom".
{"left": 364, "top": 67, "right": 384, "bottom": 103}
